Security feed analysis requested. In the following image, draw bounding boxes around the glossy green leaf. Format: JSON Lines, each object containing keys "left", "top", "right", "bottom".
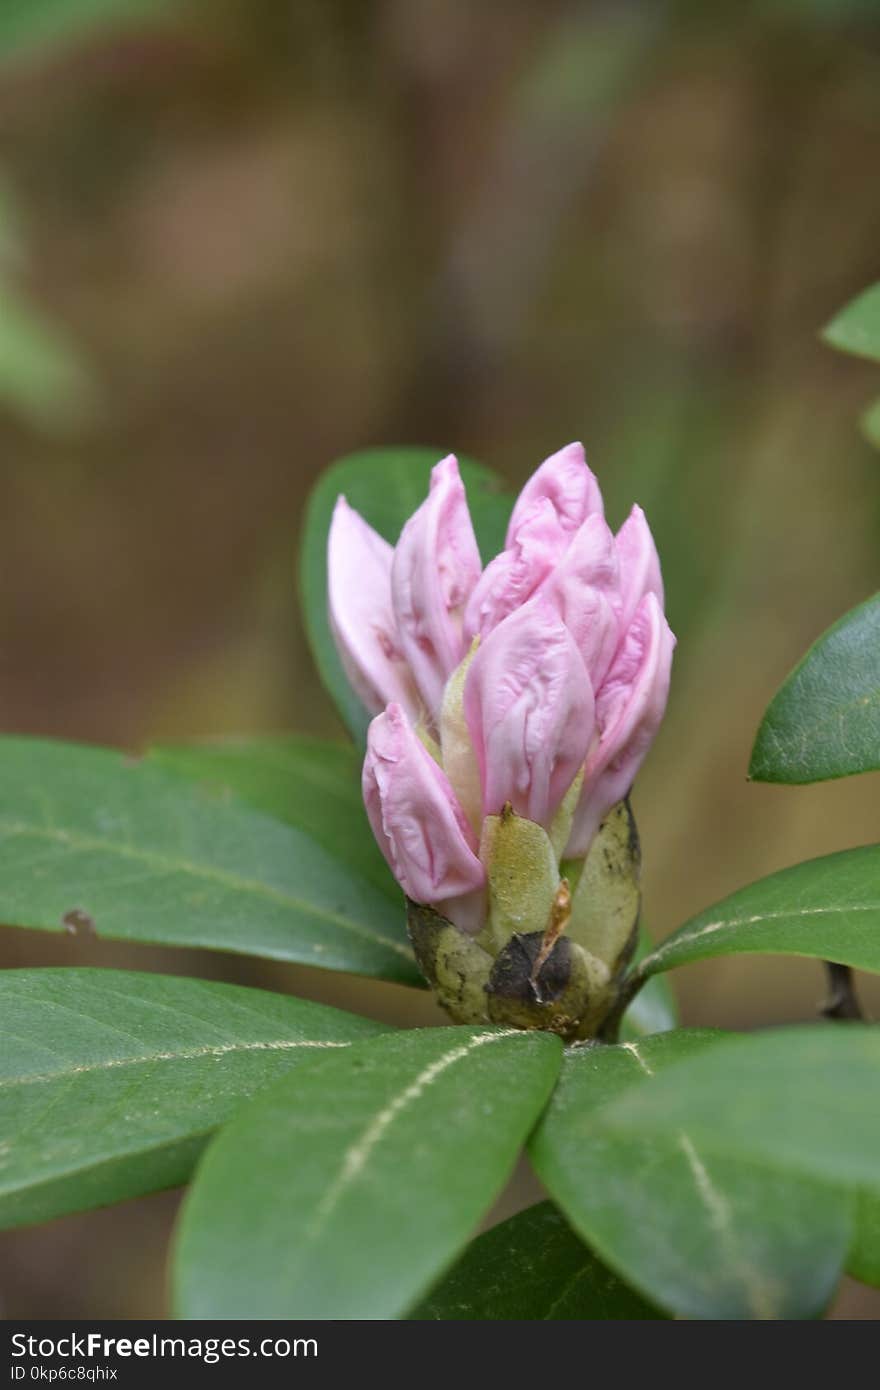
{"left": 529, "top": 1030, "right": 852, "bottom": 1319}
{"left": 849, "top": 1194, "right": 880, "bottom": 1288}
{"left": 632, "top": 845, "right": 880, "bottom": 985}
{"left": 0, "top": 968, "right": 385, "bottom": 1229}
{"left": 0, "top": 736, "right": 420, "bottom": 985}
{"left": 149, "top": 735, "right": 397, "bottom": 900}
{"left": 823, "top": 282, "right": 880, "bottom": 363}
{"left": 300, "top": 447, "right": 513, "bottom": 742}
{"left": 174, "top": 1026, "right": 562, "bottom": 1320}
{"left": 596, "top": 1026, "right": 880, "bottom": 1194}
{"left": 749, "top": 593, "right": 880, "bottom": 783}
{"left": 410, "top": 1200, "right": 664, "bottom": 1320}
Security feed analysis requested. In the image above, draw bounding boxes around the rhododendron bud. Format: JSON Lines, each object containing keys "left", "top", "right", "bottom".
{"left": 362, "top": 703, "right": 485, "bottom": 932}
{"left": 391, "top": 455, "right": 482, "bottom": 723}
{"left": 325, "top": 441, "right": 674, "bottom": 1040}
{"left": 505, "top": 441, "right": 603, "bottom": 544}
{"left": 566, "top": 592, "right": 675, "bottom": 858}
{"left": 538, "top": 512, "right": 621, "bottom": 686}
{"left": 439, "top": 639, "right": 482, "bottom": 835}
{"left": 327, "top": 498, "right": 419, "bottom": 720}
{"left": 464, "top": 499, "right": 566, "bottom": 642}
{"left": 615, "top": 504, "right": 664, "bottom": 634}
{"left": 463, "top": 596, "right": 594, "bottom": 829}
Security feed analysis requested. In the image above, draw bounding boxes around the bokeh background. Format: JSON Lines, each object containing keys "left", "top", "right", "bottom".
{"left": 1, "top": 0, "right": 879, "bottom": 1319}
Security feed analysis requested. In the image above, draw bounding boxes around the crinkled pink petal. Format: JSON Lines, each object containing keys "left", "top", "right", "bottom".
{"left": 463, "top": 596, "right": 595, "bottom": 830}
{"left": 327, "top": 497, "right": 420, "bottom": 720}
{"left": 391, "top": 456, "right": 482, "bottom": 723}
{"left": 464, "top": 499, "right": 567, "bottom": 642}
{"left": 615, "top": 504, "right": 664, "bottom": 636}
{"left": 505, "top": 442, "right": 603, "bottom": 548}
{"left": 362, "top": 703, "right": 485, "bottom": 918}
{"left": 566, "top": 593, "right": 675, "bottom": 857}
{"left": 538, "top": 512, "right": 622, "bottom": 686}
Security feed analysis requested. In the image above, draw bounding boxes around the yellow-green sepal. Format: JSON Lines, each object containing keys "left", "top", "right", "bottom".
{"left": 478, "top": 807, "right": 560, "bottom": 956}
{"left": 406, "top": 899, "right": 493, "bottom": 1024}
{"left": 564, "top": 798, "right": 641, "bottom": 977}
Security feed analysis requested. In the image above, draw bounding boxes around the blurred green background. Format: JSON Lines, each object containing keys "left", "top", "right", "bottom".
{"left": 1, "top": 0, "right": 879, "bottom": 1319}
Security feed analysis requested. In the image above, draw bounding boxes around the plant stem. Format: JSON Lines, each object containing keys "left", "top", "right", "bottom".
{"left": 820, "top": 962, "right": 863, "bottom": 1021}
{"left": 598, "top": 965, "right": 649, "bottom": 1043}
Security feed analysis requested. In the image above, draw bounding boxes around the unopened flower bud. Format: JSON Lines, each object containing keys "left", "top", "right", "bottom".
{"left": 326, "top": 441, "right": 675, "bottom": 1038}
{"left": 463, "top": 596, "right": 594, "bottom": 831}
{"left": 363, "top": 704, "right": 485, "bottom": 932}
{"left": 464, "top": 499, "right": 566, "bottom": 643}
{"left": 615, "top": 503, "right": 664, "bottom": 634}
{"left": 539, "top": 512, "right": 621, "bottom": 687}
{"left": 390, "top": 455, "right": 482, "bottom": 724}
{"left": 328, "top": 498, "right": 419, "bottom": 719}
{"left": 566, "top": 592, "right": 675, "bottom": 859}
{"left": 505, "top": 441, "right": 603, "bottom": 543}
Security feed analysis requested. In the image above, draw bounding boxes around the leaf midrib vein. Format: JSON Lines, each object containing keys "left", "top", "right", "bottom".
{"left": 0, "top": 1036, "right": 352, "bottom": 1090}
{"left": 645, "top": 899, "right": 880, "bottom": 971}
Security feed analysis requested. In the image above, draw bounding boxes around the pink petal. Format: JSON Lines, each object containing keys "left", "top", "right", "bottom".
{"left": 362, "top": 704, "right": 485, "bottom": 914}
{"left": 615, "top": 504, "right": 664, "bottom": 635}
{"left": 463, "top": 499, "right": 567, "bottom": 642}
{"left": 327, "top": 497, "right": 419, "bottom": 719}
{"left": 463, "top": 596, "right": 595, "bottom": 829}
{"left": 505, "top": 442, "right": 603, "bottom": 547}
{"left": 391, "top": 456, "right": 482, "bottom": 722}
{"left": 566, "top": 593, "right": 675, "bottom": 857}
{"left": 538, "top": 512, "right": 622, "bottom": 686}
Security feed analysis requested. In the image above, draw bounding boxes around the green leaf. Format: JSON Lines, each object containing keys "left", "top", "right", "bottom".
{"left": 823, "top": 282, "right": 880, "bottom": 364}
{"left": 619, "top": 930, "right": 678, "bottom": 1040}
{"left": 862, "top": 397, "right": 880, "bottom": 450}
{"left": 849, "top": 1194, "right": 880, "bottom": 1288}
{"left": 529, "top": 1030, "right": 852, "bottom": 1319}
{"left": 594, "top": 1024, "right": 880, "bottom": 1198}
{"left": 0, "top": 0, "right": 170, "bottom": 61}
{"left": 173, "top": 1025, "right": 562, "bottom": 1320}
{"left": 632, "top": 845, "right": 880, "bottom": 984}
{"left": 410, "top": 1200, "right": 664, "bottom": 1320}
{"left": 149, "top": 735, "right": 397, "bottom": 900}
{"left": 749, "top": 592, "right": 880, "bottom": 783}
{"left": 0, "top": 283, "right": 96, "bottom": 432}
{"left": 300, "top": 447, "right": 513, "bottom": 742}
{"left": 0, "top": 736, "right": 420, "bottom": 985}
{"left": 0, "top": 968, "right": 385, "bottom": 1229}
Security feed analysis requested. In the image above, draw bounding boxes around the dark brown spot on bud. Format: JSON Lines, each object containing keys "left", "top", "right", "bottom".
{"left": 488, "top": 932, "right": 573, "bottom": 1007}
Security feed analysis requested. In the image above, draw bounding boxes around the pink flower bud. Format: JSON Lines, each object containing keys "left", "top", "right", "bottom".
{"left": 615, "top": 504, "right": 664, "bottom": 635}
{"left": 566, "top": 593, "right": 675, "bottom": 857}
{"left": 538, "top": 513, "right": 621, "bottom": 687}
{"left": 463, "top": 597, "right": 595, "bottom": 829}
{"left": 330, "top": 443, "right": 674, "bottom": 915}
{"left": 505, "top": 441, "right": 603, "bottom": 547}
{"left": 327, "top": 497, "right": 419, "bottom": 719}
{"left": 391, "top": 456, "right": 482, "bottom": 722}
{"left": 463, "top": 499, "right": 566, "bottom": 643}
{"left": 363, "top": 703, "right": 485, "bottom": 928}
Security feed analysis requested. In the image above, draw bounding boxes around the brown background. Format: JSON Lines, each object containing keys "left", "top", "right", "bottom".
{"left": 0, "top": 0, "right": 879, "bottom": 1318}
